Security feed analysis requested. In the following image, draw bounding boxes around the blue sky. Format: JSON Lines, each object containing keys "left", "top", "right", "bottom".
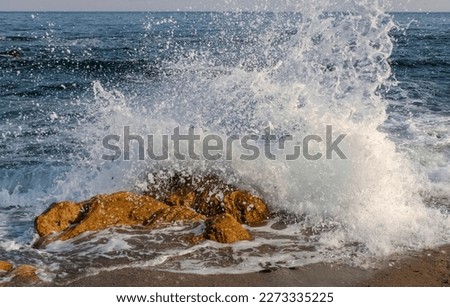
{"left": 0, "top": 0, "right": 449, "bottom": 12}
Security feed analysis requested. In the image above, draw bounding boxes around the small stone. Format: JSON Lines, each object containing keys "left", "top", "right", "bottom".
{"left": 204, "top": 213, "right": 251, "bottom": 244}
{"left": 0, "top": 261, "right": 13, "bottom": 274}
{"left": 5, "top": 265, "right": 40, "bottom": 286}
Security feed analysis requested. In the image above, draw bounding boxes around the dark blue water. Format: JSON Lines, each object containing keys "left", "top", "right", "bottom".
{"left": 384, "top": 13, "right": 450, "bottom": 184}
{"left": 0, "top": 12, "right": 288, "bottom": 173}
{"left": 0, "top": 9, "right": 449, "bottom": 282}
{"left": 391, "top": 13, "right": 450, "bottom": 108}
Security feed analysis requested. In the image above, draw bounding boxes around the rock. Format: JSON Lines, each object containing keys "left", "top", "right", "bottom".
{"left": 204, "top": 213, "right": 251, "bottom": 243}
{"left": 11, "top": 265, "right": 39, "bottom": 282}
{"left": 188, "top": 234, "right": 206, "bottom": 245}
{"left": 0, "top": 265, "right": 40, "bottom": 286}
{"left": 146, "top": 173, "right": 232, "bottom": 205}
{"left": 178, "top": 188, "right": 269, "bottom": 225}
{"left": 35, "top": 173, "right": 270, "bottom": 247}
{"left": 0, "top": 261, "right": 13, "bottom": 275}
{"left": 35, "top": 201, "right": 84, "bottom": 237}
{"left": 223, "top": 191, "right": 270, "bottom": 225}
{"left": 159, "top": 174, "right": 269, "bottom": 225}
{"left": 188, "top": 178, "right": 232, "bottom": 217}
{"left": 35, "top": 191, "right": 168, "bottom": 245}
{"left": 145, "top": 171, "right": 198, "bottom": 201}
{"left": 145, "top": 206, "right": 205, "bottom": 228}
{"left": 0, "top": 49, "right": 21, "bottom": 58}
{"left": 167, "top": 191, "right": 197, "bottom": 207}
{"left": 57, "top": 192, "right": 168, "bottom": 241}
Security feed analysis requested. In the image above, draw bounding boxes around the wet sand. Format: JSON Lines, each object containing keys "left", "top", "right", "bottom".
{"left": 62, "top": 245, "right": 450, "bottom": 287}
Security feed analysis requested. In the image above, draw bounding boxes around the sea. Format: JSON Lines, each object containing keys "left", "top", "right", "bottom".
{"left": 0, "top": 1, "right": 449, "bottom": 283}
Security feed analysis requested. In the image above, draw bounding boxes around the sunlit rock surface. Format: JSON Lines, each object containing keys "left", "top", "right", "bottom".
{"left": 204, "top": 213, "right": 252, "bottom": 243}
{"left": 35, "top": 174, "right": 270, "bottom": 247}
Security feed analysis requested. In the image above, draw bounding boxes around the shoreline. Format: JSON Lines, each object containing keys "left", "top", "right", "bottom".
{"left": 55, "top": 245, "right": 449, "bottom": 287}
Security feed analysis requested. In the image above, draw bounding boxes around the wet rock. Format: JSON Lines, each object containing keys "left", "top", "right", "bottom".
{"left": 0, "top": 261, "right": 13, "bottom": 275}
{"left": 188, "top": 234, "right": 206, "bottom": 245}
{"left": 0, "top": 265, "right": 40, "bottom": 286}
{"left": 35, "top": 191, "right": 168, "bottom": 245}
{"left": 223, "top": 191, "right": 270, "bottom": 225}
{"left": 167, "top": 191, "right": 196, "bottom": 207}
{"left": 145, "top": 206, "right": 205, "bottom": 228}
{"left": 187, "top": 178, "right": 233, "bottom": 217}
{"left": 0, "top": 49, "right": 21, "bottom": 58}
{"left": 35, "top": 201, "right": 83, "bottom": 237}
{"left": 204, "top": 213, "right": 251, "bottom": 243}
{"left": 10, "top": 265, "right": 39, "bottom": 283}
{"left": 57, "top": 192, "right": 168, "bottom": 241}
{"left": 145, "top": 171, "right": 198, "bottom": 201}
{"left": 158, "top": 174, "right": 269, "bottom": 225}
{"left": 35, "top": 173, "right": 270, "bottom": 246}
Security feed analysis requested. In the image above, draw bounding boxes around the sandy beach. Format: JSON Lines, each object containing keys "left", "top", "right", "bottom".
{"left": 54, "top": 245, "right": 449, "bottom": 287}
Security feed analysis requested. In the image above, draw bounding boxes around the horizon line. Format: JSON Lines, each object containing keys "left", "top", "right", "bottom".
{"left": 0, "top": 10, "right": 450, "bottom": 13}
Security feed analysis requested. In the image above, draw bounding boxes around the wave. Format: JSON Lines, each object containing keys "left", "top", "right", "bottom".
{"left": 69, "top": 1, "right": 449, "bottom": 257}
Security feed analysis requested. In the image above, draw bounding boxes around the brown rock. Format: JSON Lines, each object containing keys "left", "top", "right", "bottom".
{"left": 167, "top": 191, "right": 196, "bottom": 207}
{"left": 188, "top": 234, "right": 206, "bottom": 245}
{"left": 145, "top": 172, "right": 199, "bottom": 201}
{"left": 57, "top": 191, "right": 168, "bottom": 241}
{"left": 6, "top": 265, "right": 40, "bottom": 286}
{"left": 145, "top": 206, "right": 205, "bottom": 228}
{"left": 34, "top": 191, "right": 168, "bottom": 245}
{"left": 35, "top": 173, "right": 270, "bottom": 247}
{"left": 35, "top": 201, "right": 83, "bottom": 237}
{"left": 189, "top": 184, "right": 230, "bottom": 217}
{"left": 173, "top": 188, "right": 269, "bottom": 225}
{"left": 0, "top": 261, "right": 13, "bottom": 274}
{"left": 160, "top": 174, "right": 269, "bottom": 225}
{"left": 223, "top": 191, "right": 270, "bottom": 225}
{"left": 148, "top": 173, "right": 233, "bottom": 209}
{"left": 187, "top": 175, "right": 235, "bottom": 217}
{"left": 204, "top": 213, "right": 251, "bottom": 243}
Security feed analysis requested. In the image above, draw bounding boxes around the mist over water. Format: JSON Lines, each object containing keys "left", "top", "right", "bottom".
{"left": 0, "top": 1, "right": 449, "bottom": 279}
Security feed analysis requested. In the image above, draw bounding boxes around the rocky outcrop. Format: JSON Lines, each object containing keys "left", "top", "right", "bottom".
{"left": 224, "top": 191, "right": 269, "bottom": 225}
{"left": 35, "top": 201, "right": 84, "bottom": 237}
{"left": 57, "top": 192, "right": 168, "bottom": 241}
{"left": 204, "top": 213, "right": 251, "bottom": 243}
{"left": 35, "top": 173, "right": 270, "bottom": 246}
{"left": 149, "top": 174, "right": 270, "bottom": 225}
{"left": 34, "top": 191, "right": 168, "bottom": 246}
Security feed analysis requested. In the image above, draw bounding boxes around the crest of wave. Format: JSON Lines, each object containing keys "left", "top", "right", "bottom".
{"left": 78, "top": 0, "right": 449, "bottom": 256}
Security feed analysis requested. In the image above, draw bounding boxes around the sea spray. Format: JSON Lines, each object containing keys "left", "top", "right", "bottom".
{"left": 78, "top": 0, "right": 448, "bottom": 256}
